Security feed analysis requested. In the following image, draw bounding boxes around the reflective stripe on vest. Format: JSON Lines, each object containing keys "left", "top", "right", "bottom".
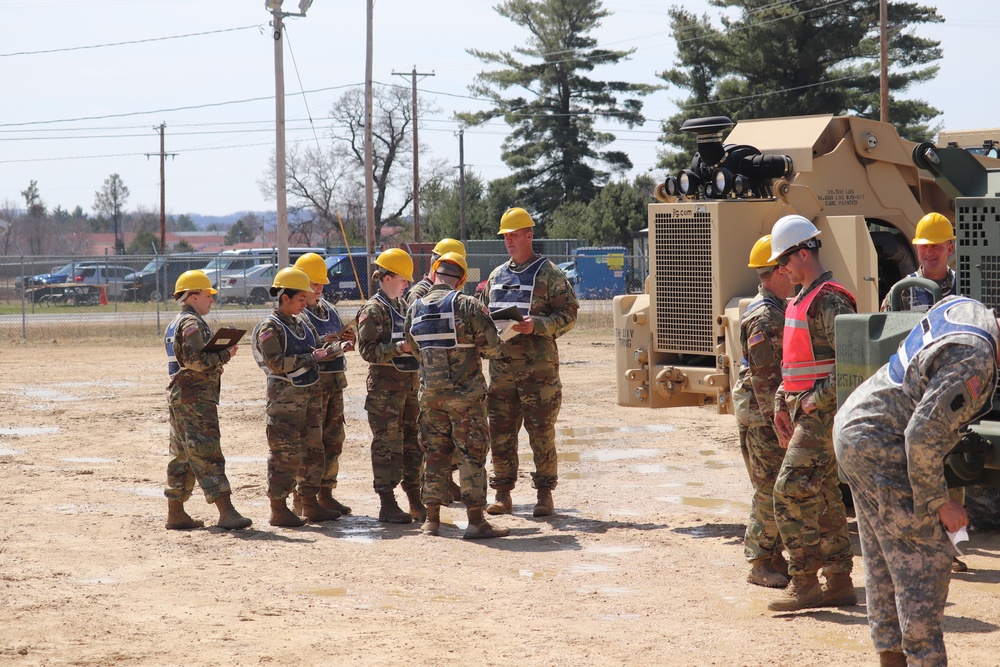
{"left": 303, "top": 298, "right": 346, "bottom": 373}
{"left": 888, "top": 297, "right": 997, "bottom": 392}
{"left": 165, "top": 311, "right": 209, "bottom": 378}
{"left": 373, "top": 293, "right": 418, "bottom": 372}
{"left": 412, "top": 290, "right": 458, "bottom": 349}
{"left": 251, "top": 314, "right": 319, "bottom": 386}
{"left": 488, "top": 256, "right": 547, "bottom": 318}
{"left": 781, "top": 280, "right": 855, "bottom": 392}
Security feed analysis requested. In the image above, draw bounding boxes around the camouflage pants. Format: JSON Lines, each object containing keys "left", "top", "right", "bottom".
{"left": 773, "top": 399, "right": 852, "bottom": 576}
{"left": 418, "top": 409, "right": 459, "bottom": 473}
{"left": 488, "top": 371, "right": 561, "bottom": 491}
{"left": 420, "top": 397, "right": 489, "bottom": 507}
{"left": 165, "top": 398, "right": 230, "bottom": 504}
{"left": 266, "top": 380, "right": 323, "bottom": 499}
{"left": 315, "top": 372, "right": 347, "bottom": 489}
{"left": 365, "top": 387, "right": 422, "bottom": 494}
{"left": 740, "top": 419, "right": 785, "bottom": 561}
{"left": 838, "top": 435, "right": 952, "bottom": 665}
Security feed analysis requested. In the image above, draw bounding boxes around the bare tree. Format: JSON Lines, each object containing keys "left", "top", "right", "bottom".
{"left": 93, "top": 174, "right": 129, "bottom": 255}
{"left": 20, "top": 181, "right": 49, "bottom": 255}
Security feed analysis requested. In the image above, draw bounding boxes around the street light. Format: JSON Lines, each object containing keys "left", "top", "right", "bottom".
{"left": 265, "top": 0, "right": 312, "bottom": 268}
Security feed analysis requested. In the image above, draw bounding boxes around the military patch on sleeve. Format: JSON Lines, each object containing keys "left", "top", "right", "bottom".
{"left": 748, "top": 332, "right": 765, "bottom": 347}
{"left": 259, "top": 328, "right": 274, "bottom": 343}
{"left": 966, "top": 375, "right": 982, "bottom": 401}
{"left": 358, "top": 311, "right": 369, "bottom": 325}
{"left": 183, "top": 324, "right": 199, "bottom": 337}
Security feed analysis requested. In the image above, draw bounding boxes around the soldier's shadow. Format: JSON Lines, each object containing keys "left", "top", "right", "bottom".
{"left": 542, "top": 512, "right": 671, "bottom": 536}
{"left": 213, "top": 526, "right": 317, "bottom": 543}
{"left": 671, "top": 522, "right": 746, "bottom": 546}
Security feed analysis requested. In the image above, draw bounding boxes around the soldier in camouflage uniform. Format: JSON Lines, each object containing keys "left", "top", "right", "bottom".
{"left": 406, "top": 238, "right": 467, "bottom": 505}
{"left": 357, "top": 248, "right": 425, "bottom": 524}
{"left": 164, "top": 270, "right": 252, "bottom": 531}
{"left": 295, "top": 252, "right": 354, "bottom": 516}
{"left": 878, "top": 213, "right": 968, "bottom": 574}
{"left": 251, "top": 267, "right": 341, "bottom": 527}
{"left": 835, "top": 296, "right": 1000, "bottom": 667}
{"left": 767, "top": 215, "right": 857, "bottom": 612}
{"left": 404, "top": 253, "right": 509, "bottom": 539}
{"left": 482, "top": 207, "right": 579, "bottom": 518}
{"left": 733, "top": 235, "right": 794, "bottom": 587}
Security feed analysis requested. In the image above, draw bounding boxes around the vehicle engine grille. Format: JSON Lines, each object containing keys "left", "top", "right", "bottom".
{"left": 957, "top": 200, "right": 1000, "bottom": 311}
{"left": 653, "top": 209, "right": 714, "bottom": 354}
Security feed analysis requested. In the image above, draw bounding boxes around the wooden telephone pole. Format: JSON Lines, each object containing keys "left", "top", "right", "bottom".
{"left": 392, "top": 66, "right": 434, "bottom": 244}
{"left": 145, "top": 123, "right": 176, "bottom": 252}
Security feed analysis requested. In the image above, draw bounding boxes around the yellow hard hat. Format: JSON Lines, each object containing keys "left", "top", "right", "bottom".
{"left": 375, "top": 248, "right": 414, "bottom": 282}
{"left": 294, "top": 252, "right": 330, "bottom": 285}
{"left": 270, "top": 266, "right": 312, "bottom": 295}
{"left": 498, "top": 207, "right": 535, "bottom": 235}
{"left": 431, "top": 251, "right": 468, "bottom": 288}
{"left": 913, "top": 212, "right": 955, "bottom": 245}
{"left": 173, "top": 270, "right": 217, "bottom": 297}
{"left": 432, "top": 237, "right": 466, "bottom": 258}
{"left": 748, "top": 235, "right": 778, "bottom": 268}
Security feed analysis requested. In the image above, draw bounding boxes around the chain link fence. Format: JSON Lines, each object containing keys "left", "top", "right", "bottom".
{"left": 0, "top": 250, "right": 648, "bottom": 341}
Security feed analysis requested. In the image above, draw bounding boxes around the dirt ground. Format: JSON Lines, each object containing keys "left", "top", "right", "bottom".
{"left": 1, "top": 329, "right": 998, "bottom": 667}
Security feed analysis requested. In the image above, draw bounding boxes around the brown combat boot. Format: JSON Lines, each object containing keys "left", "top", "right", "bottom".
{"left": 421, "top": 503, "right": 442, "bottom": 536}
{"left": 771, "top": 553, "right": 789, "bottom": 578}
{"left": 404, "top": 487, "right": 426, "bottom": 522}
{"left": 269, "top": 497, "right": 307, "bottom": 527}
{"left": 378, "top": 491, "right": 413, "bottom": 524}
{"left": 878, "top": 650, "right": 907, "bottom": 667}
{"left": 214, "top": 493, "right": 252, "bottom": 530}
{"left": 318, "top": 487, "right": 352, "bottom": 515}
{"left": 166, "top": 500, "right": 205, "bottom": 530}
{"left": 300, "top": 494, "right": 341, "bottom": 522}
{"left": 767, "top": 573, "right": 823, "bottom": 612}
{"left": 821, "top": 572, "right": 858, "bottom": 607}
{"left": 291, "top": 490, "right": 303, "bottom": 516}
{"left": 533, "top": 489, "right": 554, "bottom": 517}
{"left": 463, "top": 507, "right": 510, "bottom": 540}
{"left": 747, "top": 558, "right": 789, "bottom": 588}
{"left": 486, "top": 489, "right": 513, "bottom": 515}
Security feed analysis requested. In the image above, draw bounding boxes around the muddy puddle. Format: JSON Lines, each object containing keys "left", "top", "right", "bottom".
{"left": 657, "top": 495, "right": 750, "bottom": 514}
{"left": 0, "top": 426, "right": 60, "bottom": 437}
{"left": 7, "top": 388, "right": 81, "bottom": 402}
{"left": 306, "top": 587, "right": 348, "bottom": 597}
{"left": 559, "top": 448, "right": 659, "bottom": 463}
{"left": 0, "top": 447, "right": 24, "bottom": 456}
{"left": 582, "top": 545, "right": 642, "bottom": 556}
{"left": 61, "top": 457, "right": 113, "bottom": 464}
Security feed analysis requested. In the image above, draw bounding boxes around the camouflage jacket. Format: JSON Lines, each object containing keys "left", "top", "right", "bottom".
{"left": 404, "top": 277, "right": 433, "bottom": 308}
{"left": 775, "top": 271, "right": 856, "bottom": 415}
{"left": 254, "top": 310, "right": 322, "bottom": 378}
{"left": 167, "top": 305, "right": 231, "bottom": 403}
{"left": 879, "top": 266, "right": 956, "bottom": 312}
{"left": 357, "top": 290, "right": 419, "bottom": 393}
{"left": 736, "top": 287, "right": 785, "bottom": 424}
{"left": 482, "top": 254, "right": 579, "bottom": 365}
{"left": 404, "top": 284, "right": 501, "bottom": 400}
{"left": 835, "top": 297, "right": 999, "bottom": 516}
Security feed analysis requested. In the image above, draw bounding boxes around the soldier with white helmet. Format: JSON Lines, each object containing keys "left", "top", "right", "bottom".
{"left": 766, "top": 214, "right": 858, "bottom": 612}
{"left": 163, "top": 270, "right": 251, "bottom": 531}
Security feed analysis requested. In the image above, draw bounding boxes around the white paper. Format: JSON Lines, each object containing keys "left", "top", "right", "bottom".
{"left": 495, "top": 320, "right": 521, "bottom": 342}
{"left": 947, "top": 527, "right": 969, "bottom": 556}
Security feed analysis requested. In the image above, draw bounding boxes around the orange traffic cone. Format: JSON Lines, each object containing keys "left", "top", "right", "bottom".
{"left": 99, "top": 286, "right": 108, "bottom": 305}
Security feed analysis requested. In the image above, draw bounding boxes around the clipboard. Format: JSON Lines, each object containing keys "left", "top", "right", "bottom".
{"left": 489, "top": 305, "right": 524, "bottom": 322}
{"left": 202, "top": 327, "right": 245, "bottom": 353}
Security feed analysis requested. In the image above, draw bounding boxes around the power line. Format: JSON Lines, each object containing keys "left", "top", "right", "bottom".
{"left": 0, "top": 23, "right": 263, "bottom": 58}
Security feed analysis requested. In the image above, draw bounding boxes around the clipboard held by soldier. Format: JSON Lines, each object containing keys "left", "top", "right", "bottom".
{"left": 202, "top": 327, "right": 246, "bottom": 353}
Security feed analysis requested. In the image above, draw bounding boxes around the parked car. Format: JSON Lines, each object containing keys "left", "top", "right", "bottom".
{"left": 71, "top": 264, "right": 135, "bottom": 299}
{"left": 323, "top": 253, "right": 369, "bottom": 302}
{"left": 217, "top": 263, "right": 278, "bottom": 304}
{"left": 17, "top": 261, "right": 103, "bottom": 297}
{"left": 121, "top": 253, "right": 216, "bottom": 302}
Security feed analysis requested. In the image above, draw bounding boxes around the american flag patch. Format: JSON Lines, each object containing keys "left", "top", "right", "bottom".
{"left": 967, "top": 375, "right": 982, "bottom": 400}
{"left": 259, "top": 329, "right": 274, "bottom": 343}
{"left": 358, "top": 311, "right": 369, "bottom": 325}
{"left": 183, "top": 324, "right": 199, "bottom": 337}
{"left": 748, "top": 332, "right": 765, "bottom": 347}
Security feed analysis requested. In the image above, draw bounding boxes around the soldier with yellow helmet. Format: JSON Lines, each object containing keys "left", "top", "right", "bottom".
{"left": 293, "top": 252, "right": 355, "bottom": 517}
{"left": 356, "top": 248, "right": 425, "bottom": 524}
{"left": 733, "top": 235, "right": 794, "bottom": 587}
{"left": 482, "top": 207, "right": 579, "bottom": 517}
{"left": 251, "top": 266, "right": 341, "bottom": 527}
{"left": 880, "top": 212, "right": 957, "bottom": 313}
{"left": 163, "top": 270, "right": 251, "bottom": 531}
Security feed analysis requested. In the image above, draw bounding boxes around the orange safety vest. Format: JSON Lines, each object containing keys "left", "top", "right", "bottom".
{"left": 781, "top": 280, "right": 855, "bottom": 392}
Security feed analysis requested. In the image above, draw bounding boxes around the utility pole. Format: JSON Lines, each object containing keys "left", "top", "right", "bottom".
{"left": 458, "top": 129, "right": 467, "bottom": 243}
{"left": 392, "top": 66, "right": 434, "bottom": 244}
{"left": 272, "top": 10, "right": 289, "bottom": 268}
{"left": 879, "top": 0, "right": 889, "bottom": 123}
{"left": 145, "top": 123, "right": 177, "bottom": 253}
{"left": 365, "top": 0, "right": 376, "bottom": 281}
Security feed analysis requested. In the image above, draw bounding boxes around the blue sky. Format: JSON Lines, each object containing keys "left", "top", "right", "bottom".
{"left": 0, "top": 0, "right": 996, "bottom": 217}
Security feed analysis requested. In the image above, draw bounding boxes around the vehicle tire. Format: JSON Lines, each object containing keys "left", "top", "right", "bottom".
{"left": 869, "top": 228, "right": 916, "bottom": 305}
{"left": 150, "top": 289, "right": 162, "bottom": 302}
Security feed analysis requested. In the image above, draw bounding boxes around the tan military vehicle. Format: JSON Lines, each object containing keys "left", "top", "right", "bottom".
{"left": 613, "top": 113, "right": 1000, "bottom": 414}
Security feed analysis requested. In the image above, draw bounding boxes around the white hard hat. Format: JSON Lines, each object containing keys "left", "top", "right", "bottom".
{"left": 768, "top": 214, "right": 821, "bottom": 261}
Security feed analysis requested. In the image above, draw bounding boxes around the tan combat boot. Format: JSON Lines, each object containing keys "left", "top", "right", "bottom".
{"left": 214, "top": 492, "right": 252, "bottom": 530}
{"left": 269, "top": 497, "right": 307, "bottom": 527}
{"left": 821, "top": 572, "right": 858, "bottom": 607}
{"left": 166, "top": 500, "right": 205, "bottom": 530}
{"left": 318, "top": 487, "right": 352, "bottom": 515}
{"left": 747, "top": 558, "right": 789, "bottom": 588}
{"left": 486, "top": 489, "right": 513, "bottom": 515}
{"left": 767, "top": 573, "right": 823, "bottom": 612}
{"left": 421, "top": 504, "right": 442, "bottom": 536}
{"left": 291, "top": 490, "right": 303, "bottom": 516}
{"left": 404, "top": 487, "right": 427, "bottom": 522}
{"left": 463, "top": 507, "right": 510, "bottom": 540}
{"left": 300, "top": 494, "right": 341, "bottom": 522}
{"left": 533, "top": 489, "right": 554, "bottom": 517}
{"left": 878, "top": 650, "right": 907, "bottom": 667}
{"left": 378, "top": 491, "right": 413, "bottom": 524}
{"left": 771, "top": 553, "right": 789, "bottom": 578}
